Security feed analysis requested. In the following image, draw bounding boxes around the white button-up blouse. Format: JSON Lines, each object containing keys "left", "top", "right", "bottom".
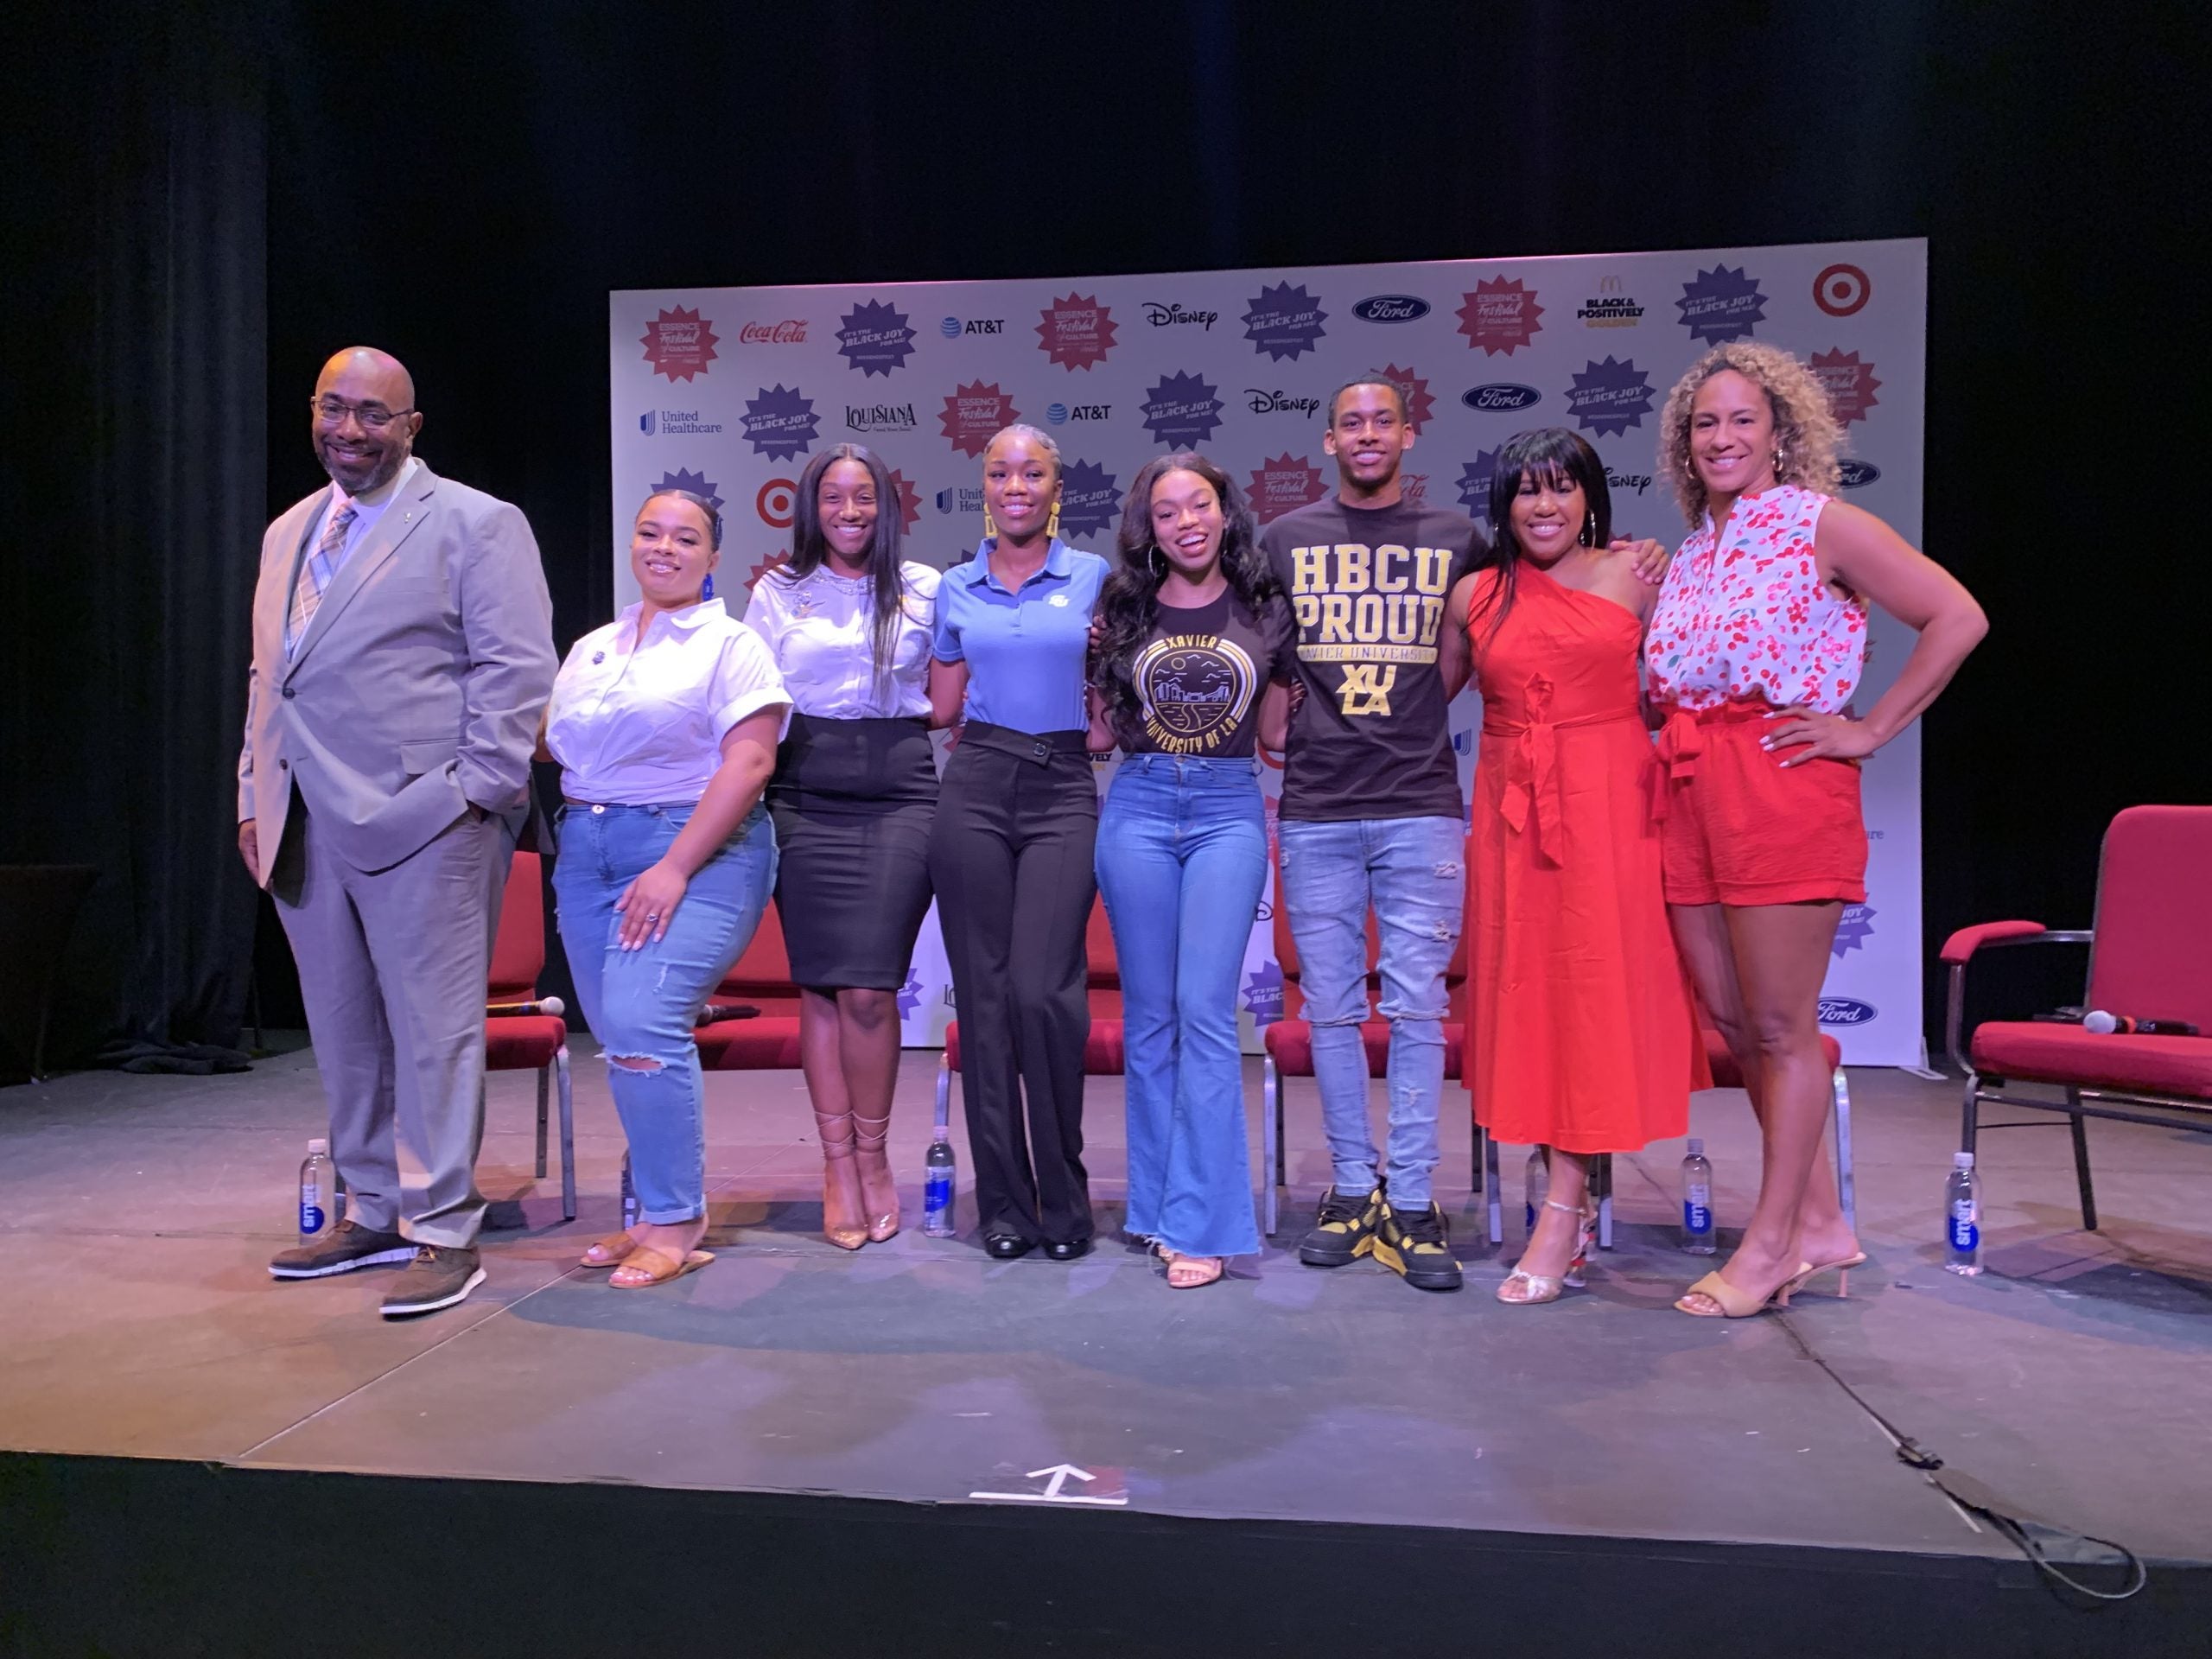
{"left": 742, "top": 561, "right": 940, "bottom": 720}
{"left": 546, "top": 598, "right": 791, "bottom": 804}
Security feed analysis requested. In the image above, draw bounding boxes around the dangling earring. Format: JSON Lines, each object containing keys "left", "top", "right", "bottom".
{"left": 982, "top": 506, "right": 997, "bottom": 539}
{"left": 1148, "top": 543, "right": 1166, "bottom": 579}
{"left": 701, "top": 571, "right": 715, "bottom": 601}
{"left": 1046, "top": 501, "right": 1061, "bottom": 540}
{"left": 1580, "top": 510, "right": 1597, "bottom": 547}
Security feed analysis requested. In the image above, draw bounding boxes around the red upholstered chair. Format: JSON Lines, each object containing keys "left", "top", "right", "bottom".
{"left": 932, "top": 897, "right": 1128, "bottom": 1128}
{"left": 694, "top": 899, "right": 804, "bottom": 1070}
{"left": 1944, "top": 805, "right": 2212, "bottom": 1231}
{"left": 1260, "top": 893, "right": 1474, "bottom": 1236}
{"left": 484, "top": 850, "right": 575, "bottom": 1220}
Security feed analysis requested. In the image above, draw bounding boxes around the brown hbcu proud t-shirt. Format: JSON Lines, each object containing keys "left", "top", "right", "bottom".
{"left": 1119, "top": 591, "right": 1297, "bottom": 759}
{"left": 1260, "top": 494, "right": 1485, "bottom": 821}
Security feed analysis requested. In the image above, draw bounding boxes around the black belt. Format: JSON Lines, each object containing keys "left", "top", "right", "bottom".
{"left": 958, "top": 721, "right": 1089, "bottom": 766}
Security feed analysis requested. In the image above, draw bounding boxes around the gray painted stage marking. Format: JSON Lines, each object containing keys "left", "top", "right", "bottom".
{"left": 969, "top": 1464, "right": 1129, "bottom": 1506}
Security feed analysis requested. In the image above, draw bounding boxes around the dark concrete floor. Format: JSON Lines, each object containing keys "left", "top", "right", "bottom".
{"left": 2, "top": 1043, "right": 2205, "bottom": 1567}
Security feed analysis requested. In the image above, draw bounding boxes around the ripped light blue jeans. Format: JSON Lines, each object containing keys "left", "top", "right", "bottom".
{"left": 552, "top": 801, "right": 777, "bottom": 1224}
{"left": 1276, "top": 816, "right": 1465, "bottom": 1205}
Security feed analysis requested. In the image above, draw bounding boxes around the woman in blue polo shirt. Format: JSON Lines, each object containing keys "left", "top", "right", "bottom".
{"left": 928, "top": 424, "right": 1111, "bottom": 1261}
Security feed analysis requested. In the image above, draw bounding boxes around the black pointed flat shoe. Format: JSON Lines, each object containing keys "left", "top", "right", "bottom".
{"left": 983, "top": 1233, "right": 1034, "bottom": 1261}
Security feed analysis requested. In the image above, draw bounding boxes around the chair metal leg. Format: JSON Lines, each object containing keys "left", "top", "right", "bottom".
{"left": 1831, "top": 1068, "right": 1856, "bottom": 1237}
{"left": 2067, "top": 1089, "right": 2097, "bottom": 1231}
{"left": 1960, "top": 1071, "right": 1981, "bottom": 1155}
{"left": 1593, "top": 1152, "right": 1615, "bottom": 1250}
{"left": 535, "top": 1065, "right": 550, "bottom": 1179}
{"left": 1484, "top": 1129, "right": 1504, "bottom": 1244}
{"left": 1262, "top": 1058, "right": 1280, "bottom": 1237}
{"left": 1472, "top": 1121, "right": 1484, "bottom": 1194}
{"left": 556, "top": 1046, "right": 576, "bottom": 1222}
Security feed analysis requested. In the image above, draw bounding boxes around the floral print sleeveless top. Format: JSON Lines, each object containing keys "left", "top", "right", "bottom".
{"left": 1643, "top": 484, "right": 1867, "bottom": 714}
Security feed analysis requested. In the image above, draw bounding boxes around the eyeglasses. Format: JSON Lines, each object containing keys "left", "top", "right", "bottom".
{"left": 311, "top": 396, "right": 415, "bottom": 429}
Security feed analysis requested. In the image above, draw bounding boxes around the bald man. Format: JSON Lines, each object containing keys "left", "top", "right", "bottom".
{"left": 239, "top": 347, "right": 556, "bottom": 1316}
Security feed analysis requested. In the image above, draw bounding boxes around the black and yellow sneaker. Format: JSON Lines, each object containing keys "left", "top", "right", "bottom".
{"left": 1371, "top": 1198, "right": 1464, "bottom": 1292}
{"left": 1298, "top": 1185, "right": 1382, "bottom": 1268}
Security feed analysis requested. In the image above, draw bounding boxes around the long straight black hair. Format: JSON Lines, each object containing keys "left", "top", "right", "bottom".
{"left": 781, "top": 442, "right": 907, "bottom": 679}
{"left": 1467, "top": 426, "right": 1613, "bottom": 645}
{"left": 1092, "top": 451, "right": 1281, "bottom": 736}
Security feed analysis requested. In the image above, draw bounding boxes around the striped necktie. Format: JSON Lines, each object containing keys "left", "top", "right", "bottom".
{"left": 287, "top": 504, "right": 358, "bottom": 654}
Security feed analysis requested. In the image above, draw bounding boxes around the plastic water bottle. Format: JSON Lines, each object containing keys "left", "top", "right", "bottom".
{"left": 620, "top": 1151, "right": 639, "bottom": 1230}
{"left": 1523, "top": 1147, "right": 1548, "bottom": 1236}
{"left": 1944, "top": 1151, "right": 1982, "bottom": 1275}
{"left": 1681, "top": 1138, "right": 1716, "bottom": 1255}
{"left": 298, "top": 1138, "right": 334, "bottom": 1242}
{"left": 924, "top": 1085, "right": 957, "bottom": 1237}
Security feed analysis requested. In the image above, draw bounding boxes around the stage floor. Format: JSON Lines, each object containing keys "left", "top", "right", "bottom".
{"left": 2, "top": 1040, "right": 2207, "bottom": 1577}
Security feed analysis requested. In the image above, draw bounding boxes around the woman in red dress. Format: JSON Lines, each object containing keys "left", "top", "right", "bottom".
{"left": 1448, "top": 428, "right": 1702, "bottom": 1304}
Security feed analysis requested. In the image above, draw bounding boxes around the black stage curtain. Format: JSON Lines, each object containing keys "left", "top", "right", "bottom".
{"left": 7, "top": 1, "right": 2205, "bottom": 1061}
{"left": 1, "top": 1, "right": 265, "bottom": 1066}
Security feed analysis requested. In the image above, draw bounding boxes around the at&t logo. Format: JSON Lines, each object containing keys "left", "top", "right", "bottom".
{"left": 940, "top": 316, "right": 1007, "bottom": 337}
{"left": 1046, "top": 403, "right": 1110, "bottom": 424}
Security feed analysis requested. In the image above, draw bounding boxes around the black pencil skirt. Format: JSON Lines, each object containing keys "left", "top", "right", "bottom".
{"left": 766, "top": 713, "right": 938, "bottom": 991}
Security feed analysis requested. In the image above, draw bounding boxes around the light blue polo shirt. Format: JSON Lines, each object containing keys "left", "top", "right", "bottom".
{"left": 931, "top": 537, "right": 1109, "bottom": 734}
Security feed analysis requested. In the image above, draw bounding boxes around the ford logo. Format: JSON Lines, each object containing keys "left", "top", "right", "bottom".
{"left": 1837, "top": 459, "right": 1881, "bottom": 489}
{"left": 1352, "top": 294, "right": 1430, "bottom": 323}
{"left": 1817, "top": 998, "right": 1878, "bottom": 1026}
{"left": 1464, "top": 384, "right": 1541, "bottom": 412}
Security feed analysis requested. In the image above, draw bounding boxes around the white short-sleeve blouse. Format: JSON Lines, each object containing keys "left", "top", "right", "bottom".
{"left": 547, "top": 597, "right": 791, "bottom": 804}
{"left": 742, "top": 561, "right": 939, "bottom": 720}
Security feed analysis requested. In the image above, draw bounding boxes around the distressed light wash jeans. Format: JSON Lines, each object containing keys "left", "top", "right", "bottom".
{"left": 1276, "top": 816, "right": 1465, "bottom": 1205}
{"left": 553, "top": 801, "right": 776, "bottom": 1224}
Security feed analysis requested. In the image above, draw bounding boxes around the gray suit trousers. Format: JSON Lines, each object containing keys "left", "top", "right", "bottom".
{"left": 273, "top": 794, "right": 513, "bottom": 1248}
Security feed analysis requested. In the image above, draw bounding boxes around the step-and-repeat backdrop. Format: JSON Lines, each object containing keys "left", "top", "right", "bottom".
{"left": 610, "top": 238, "right": 1928, "bottom": 1064}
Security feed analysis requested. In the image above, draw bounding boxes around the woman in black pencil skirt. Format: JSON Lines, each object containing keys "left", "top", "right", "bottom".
{"left": 747, "top": 443, "right": 957, "bottom": 1249}
{"left": 926, "top": 425, "right": 1112, "bottom": 1261}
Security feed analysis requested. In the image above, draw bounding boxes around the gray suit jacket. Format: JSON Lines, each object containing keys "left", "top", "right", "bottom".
{"left": 238, "top": 461, "right": 557, "bottom": 884}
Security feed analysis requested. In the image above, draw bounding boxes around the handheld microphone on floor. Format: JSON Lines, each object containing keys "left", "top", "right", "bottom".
{"left": 695, "top": 1003, "right": 760, "bottom": 1025}
{"left": 486, "top": 996, "right": 564, "bottom": 1018}
{"left": 2082, "top": 1010, "right": 2200, "bottom": 1036}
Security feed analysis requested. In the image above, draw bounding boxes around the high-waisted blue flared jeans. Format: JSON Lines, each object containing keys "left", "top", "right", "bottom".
{"left": 552, "top": 801, "right": 776, "bottom": 1224}
{"left": 1095, "top": 754, "right": 1265, "bottom": 1259}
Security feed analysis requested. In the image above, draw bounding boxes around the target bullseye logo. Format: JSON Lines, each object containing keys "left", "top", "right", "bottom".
{"left": 1814, "top": 264, "right": 1871, "bottom": 318}
{"left": 756, "top": 477, "right": 797, "bottom": 529}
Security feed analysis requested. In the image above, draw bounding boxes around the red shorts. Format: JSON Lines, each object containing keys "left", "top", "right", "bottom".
{"left": 1656, "top": 702, "right": 1867, "bottom": 907}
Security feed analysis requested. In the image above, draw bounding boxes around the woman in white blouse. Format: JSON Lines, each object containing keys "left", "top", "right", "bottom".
{"left": 746, "top": 444, "right": 954, "bottom": 1249}
{"left": 544, "top": 489, "right": 791, "bottom": 1287}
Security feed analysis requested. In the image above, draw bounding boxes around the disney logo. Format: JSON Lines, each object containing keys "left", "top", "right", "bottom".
{"left": 1143, "top": 302, "right": 1219, "bottom": 330}
{"left": 1247, "top": 389, "right": 1321, "bottom": 416}
{"left": 1604, "top": 468, "right": 1653, "bottom": 494}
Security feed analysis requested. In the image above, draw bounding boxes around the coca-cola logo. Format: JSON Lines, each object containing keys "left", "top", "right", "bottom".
{"left": 1352, "top": 294, "right": 1431, "bottom": 323}
{"left": 739, "top": 320, "right": 809, "bottom": 345}
{"left": 1463, "top": 384, "right": 1541, "bottom": 412}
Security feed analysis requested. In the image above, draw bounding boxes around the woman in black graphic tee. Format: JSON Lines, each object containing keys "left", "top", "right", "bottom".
{"left": 1090, "top": 452, "right": 1294, "bottom": 1289}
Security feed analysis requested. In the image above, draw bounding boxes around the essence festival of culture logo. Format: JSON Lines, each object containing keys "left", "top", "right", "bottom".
{"left": 640, "top": 408, "right": 721, "bottom": 435}
{"left": 1813, "top": 263, "right": 1872, "bottom": 318}
{"left": 1351, "top": 293, "right": 1430, "bottom": 324}
{"left": 1141, "top": 371, "right": 1225, "bottom": 448}
{"left": 1564, "top": 357, "right": 1656, "bottom": 438}
{"left": 1248, "top": 454, "right": 1328, "bottom": 524}
{"left": 1456, "top": 448, "right": 1500, "bottom": 528}
{"left": 1832, "top": 902, "right": 1876, "bottom": 959}
{"left": 1378, "top": 363, "right": 1436, "bottom": 434}
{"left": 1141, "top": 299, "right": 1219, "bottom": 331}
{"left": 836, "top": 300, "right": 918, "bottom": 378}
{"left": 883, "top": 467, "right": 924, "bottom": 537}
{"left": 1055, "top": 460, "right": 1121, "bottom": 543}
{"left": 1243, "top": 959, "right": 1284, "bottom": 1025}
{"left": 741, "top": 385, "right": 819, "bottom": 462}
{"left": 640, "top": 306, "right": 719, "bottom": 383}
{"left": 1810, "top": 348, "right": 1882, "bottom": 426}
{"left": 1036, "top": 294, "right": 1117, "bottom": 371}
{"left": 655, "top": 468, "right": 724, "bottom": 515}
{"left": 1456, "top": 276, "right": 1543, "bottom": 356}
{"left": 1241, "top": 282, "right": 1327, "bottom": 362}
{"left": 938, "top": 380, "right": 1020, "bottom": 458}
{"left": 1676, "top": 265, "right": 1768, "bottom": 345}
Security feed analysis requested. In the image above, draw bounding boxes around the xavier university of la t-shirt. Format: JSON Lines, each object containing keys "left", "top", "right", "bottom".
{"left": 1120, "top": 590, "right": 1297, "bottom": 758}
{"left": 1259, "top": 493, "right": 1485, "bottom": 821}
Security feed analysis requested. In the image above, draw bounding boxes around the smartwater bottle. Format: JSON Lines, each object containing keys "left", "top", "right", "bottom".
{"left": 924, "top": 1089, "right": 957, "bottom": 1237}
{"left": 1681, "top": 1138, "right": 1716, "bottom": 1255}
{"left": 1523, "top": 1148, "right": 1548, "bottom": 1236}
{"left": 620, "top": 1151, "right": 639, "bottom": 1230}
{"left": 299, "top": 1138, "right": 334, "bottom": 1242}
{"left": 1944, "top": 1152, "right": 1982, "bottom": 1275}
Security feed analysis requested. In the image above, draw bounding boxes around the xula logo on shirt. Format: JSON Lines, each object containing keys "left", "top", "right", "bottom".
{"left": 1283, "top": 542, "right": 1455, "bottom": 716}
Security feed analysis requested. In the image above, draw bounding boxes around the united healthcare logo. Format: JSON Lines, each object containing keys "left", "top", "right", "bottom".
{"left": 639, "top": 409, "right": 723, "bottom": 435}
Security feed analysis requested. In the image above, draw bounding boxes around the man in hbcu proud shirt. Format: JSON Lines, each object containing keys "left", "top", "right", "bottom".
{"left": 1262, "top": 378, "right": 1482, "bottom": 1292}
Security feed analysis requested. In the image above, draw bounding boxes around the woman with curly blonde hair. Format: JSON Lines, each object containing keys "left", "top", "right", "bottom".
{"left": 1644, "top": 342, "right": 1986, "bottom": 1318}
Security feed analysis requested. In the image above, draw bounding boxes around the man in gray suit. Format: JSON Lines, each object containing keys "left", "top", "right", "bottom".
{"left": 240, "top": 346, "right": 557, "bottom": 1317}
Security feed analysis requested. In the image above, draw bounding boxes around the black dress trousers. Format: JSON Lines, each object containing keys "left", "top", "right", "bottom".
{"left": 927, "top": 722, "right": 1097, "bottom": 1244}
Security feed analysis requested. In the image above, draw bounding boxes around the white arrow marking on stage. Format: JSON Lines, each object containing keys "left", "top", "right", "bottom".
{"left": 968, "top": 1463, "right": 1128, "bottom": 1506}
